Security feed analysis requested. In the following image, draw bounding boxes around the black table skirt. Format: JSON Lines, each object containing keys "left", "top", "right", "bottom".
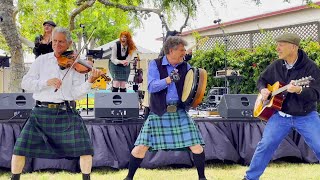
{"left": 0, "top": 119, "right": 317, "bottom": 172}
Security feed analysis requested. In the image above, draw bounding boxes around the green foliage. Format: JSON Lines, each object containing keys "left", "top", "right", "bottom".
{"left": 189, "top": 43, "right": 227, "bottom": 95}
{"left": 236, "top": 41, "right": 278, "bottom": 94}
{"left": 17, "top": 0, "right": 136, "bottom": 49}
{"left": 0, "top": 33, "right": 9, "bottom": 52}
{"left": 300, "top": 38, "right": 320, "bottom": 66}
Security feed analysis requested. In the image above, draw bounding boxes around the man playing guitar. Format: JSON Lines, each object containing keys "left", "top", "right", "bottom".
{"left": 244, "top": 33, "right": 320, "bottom": 180}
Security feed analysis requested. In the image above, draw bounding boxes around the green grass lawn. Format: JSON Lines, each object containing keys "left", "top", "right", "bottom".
{"left": 1, "top": 163, "right": 320, "bottom": 180}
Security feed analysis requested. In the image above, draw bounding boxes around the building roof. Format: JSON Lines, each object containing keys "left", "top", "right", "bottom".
{"left": 95, "top": 39, "right": 155, "bottom": 59}
{"left": 179, "top": 2, "right": 320, "bottom": 37}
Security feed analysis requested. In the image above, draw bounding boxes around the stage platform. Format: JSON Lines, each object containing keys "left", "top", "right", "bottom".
{"left": 0, "top": 116, "right": 318, "bottom": 172}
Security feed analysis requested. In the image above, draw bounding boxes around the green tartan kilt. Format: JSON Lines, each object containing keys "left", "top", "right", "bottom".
{"left": 135, "top": 109, "right": 205, "bottom": 151}
{"left": 13, "top": 107, "right": 93, "bottom": 159}
{"left": 109, "top": 61, "right": 130, "bottom": 81}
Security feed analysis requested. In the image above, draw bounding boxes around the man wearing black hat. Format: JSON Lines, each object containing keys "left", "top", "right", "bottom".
{"left": 33, "top": 20, "right": 56, "bottom": 58}
{"left": 243, "top": 33, "right": 320, "bottom": 179}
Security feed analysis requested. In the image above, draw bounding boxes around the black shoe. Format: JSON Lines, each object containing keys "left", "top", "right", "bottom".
{"left": 11, "top": 174, "right": 21, "bottom": 180}
{"left": 124, "top": 177, "right": 133, "bottom": 180}
{"left": 199, "top": 178, "right": 207, "bottom": 180}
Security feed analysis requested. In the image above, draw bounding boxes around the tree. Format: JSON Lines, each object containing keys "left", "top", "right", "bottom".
{"left": 0, "top": 0, "right": 25, "bottom": 92}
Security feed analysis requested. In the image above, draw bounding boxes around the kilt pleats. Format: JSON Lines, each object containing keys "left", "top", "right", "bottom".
{"left": 13, "top": 107, "right": 93, "bottom": 159}
{"left": 135, "top": 109, "right": 204, "bottom": 151}
{"left": 109, "top": 62, "right": 130, "bottom": 81}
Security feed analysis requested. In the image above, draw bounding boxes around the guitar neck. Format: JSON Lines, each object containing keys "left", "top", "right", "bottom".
{"left": 271, "top": 84, "right": 292, "bottom": 96}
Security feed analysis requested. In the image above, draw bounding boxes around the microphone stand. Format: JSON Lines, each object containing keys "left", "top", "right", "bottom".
{"left": 160, "top": 15, "right": 166, "bottom": 45}
{"left": 216, "top": 20, "right": 229, "bottom": 94}
{"left": 159, "top": 15, "right": 166, "bottom": 57}
{"left": 80, "top": 24, "right": 90, "bottom": 115}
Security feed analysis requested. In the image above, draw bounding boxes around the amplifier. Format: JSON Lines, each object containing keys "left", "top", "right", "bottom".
{"left": 0, "top": 93, "right": 35, "bottom": 120}
{"left": 217, "top": 94, "right": 257, "bottom": 118}
{"left": 94, "top": 92, "right": 139, "bottom": 119}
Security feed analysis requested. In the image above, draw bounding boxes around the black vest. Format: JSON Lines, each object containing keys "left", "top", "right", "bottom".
{"left": 116, "top": 41, "right": 129, "bottom": 60}
{"left": 149, "top": 57, "right": 188, "bottom": 116}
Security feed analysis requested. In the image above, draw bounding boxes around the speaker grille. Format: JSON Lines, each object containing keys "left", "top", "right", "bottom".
{"left": 217, "top": 94, "right": 257, "bottom": 118}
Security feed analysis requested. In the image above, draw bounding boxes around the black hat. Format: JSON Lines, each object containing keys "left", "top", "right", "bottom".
{"left": 275, "top": 33, "right": 300, "bottom": 46}
{"left": 43, "top": 20, "right": 56, "bottom": 27}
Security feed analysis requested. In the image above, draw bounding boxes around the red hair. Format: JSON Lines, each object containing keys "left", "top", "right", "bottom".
{"left": 120, "top": 31, "right": 136, "bottom": 55}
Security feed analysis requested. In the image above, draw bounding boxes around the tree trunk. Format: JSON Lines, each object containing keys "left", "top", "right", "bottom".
{"left": 0, "top": 0, "right": 25, "bottom": 93}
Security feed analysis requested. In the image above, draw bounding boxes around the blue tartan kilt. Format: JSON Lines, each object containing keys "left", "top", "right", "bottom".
{"left": 13, "top": 107, "right": 93, "bottom": 159}
{"left": 109, "top": 61, "right": 130, "bottom": 81}
{"left": 135, "top": 109, "right": 205, "bottom": 151}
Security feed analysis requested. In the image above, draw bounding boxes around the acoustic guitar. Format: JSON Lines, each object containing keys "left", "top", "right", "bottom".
{"left": 253, "top": 76, "right": 313, "bottom": 121}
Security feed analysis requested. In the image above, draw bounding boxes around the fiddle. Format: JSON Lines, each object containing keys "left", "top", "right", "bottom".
{"left": 57, "top": 50, "right": 92, "bottom": 74}
{"left": 76, "top": 58, "right": 112, "bottom": 82}
{"left": 56, "top": 51, "right": 111, "bottom": 81}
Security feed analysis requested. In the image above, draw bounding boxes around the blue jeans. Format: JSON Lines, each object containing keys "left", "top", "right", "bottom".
{"left": 245, "top": 111, "right": 320, "bottom": 180}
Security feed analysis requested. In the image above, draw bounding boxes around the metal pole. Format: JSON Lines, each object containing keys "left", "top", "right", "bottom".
{"left": 217, "top": 21, "right": 228, "bottom": 94}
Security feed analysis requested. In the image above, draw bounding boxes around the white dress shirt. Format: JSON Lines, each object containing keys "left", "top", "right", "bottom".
{"left": 21, "top": 52, "right": 92, "bottom": 103}
{"left": 110, "top": 43, "right": 133, "bottom": 65}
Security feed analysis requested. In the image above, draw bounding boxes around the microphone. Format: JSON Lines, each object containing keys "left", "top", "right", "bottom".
{"left": 213, "top": 19, "right": 221, "bottom": 24}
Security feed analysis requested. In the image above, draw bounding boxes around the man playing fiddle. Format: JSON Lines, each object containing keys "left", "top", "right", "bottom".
{"left": 10, "top": 27, "right": 103, "bottom": 180}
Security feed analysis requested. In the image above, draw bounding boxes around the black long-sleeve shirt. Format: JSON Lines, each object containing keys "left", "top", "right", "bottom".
{"left": 257, "top": 49, "right": 320, "bottom": 116}
{"left": 33, "top": 35, "right": 53, "bottom": 58}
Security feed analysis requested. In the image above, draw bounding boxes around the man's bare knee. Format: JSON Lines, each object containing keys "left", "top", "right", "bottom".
{"left": 131, "top": 145, "right": 149, "bottom": 158}
{"left": 80, "top": 155, "right": 92, "bottom": 174}
{"left": 189, "top": 145, "right": 203, "bottom": 154}
{"left": 11, "top": 155, "right": 26, "bottom": 174}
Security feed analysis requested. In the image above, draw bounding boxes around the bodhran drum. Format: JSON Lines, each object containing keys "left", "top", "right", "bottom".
{"left": 182, "top": 68, "right": 208, "bottom": 108}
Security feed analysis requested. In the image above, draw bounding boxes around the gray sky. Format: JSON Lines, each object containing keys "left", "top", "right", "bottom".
{"left": 133, "top": 0, "right": 313, "bottom": 52}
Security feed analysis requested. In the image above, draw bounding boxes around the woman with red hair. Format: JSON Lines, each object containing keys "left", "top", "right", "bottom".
{"left": 109, "top": 31, "right": 137, "bottom": 92}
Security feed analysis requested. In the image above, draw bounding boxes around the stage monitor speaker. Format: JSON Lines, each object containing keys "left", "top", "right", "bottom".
{"left": 0, "top": 93, "right": 35, "bottom": 120}
{"left": 217, "top": 94, "right": 257, "bottom": 118}
{"left": 94, "top": 92, "right": 139, "bottom": 119}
